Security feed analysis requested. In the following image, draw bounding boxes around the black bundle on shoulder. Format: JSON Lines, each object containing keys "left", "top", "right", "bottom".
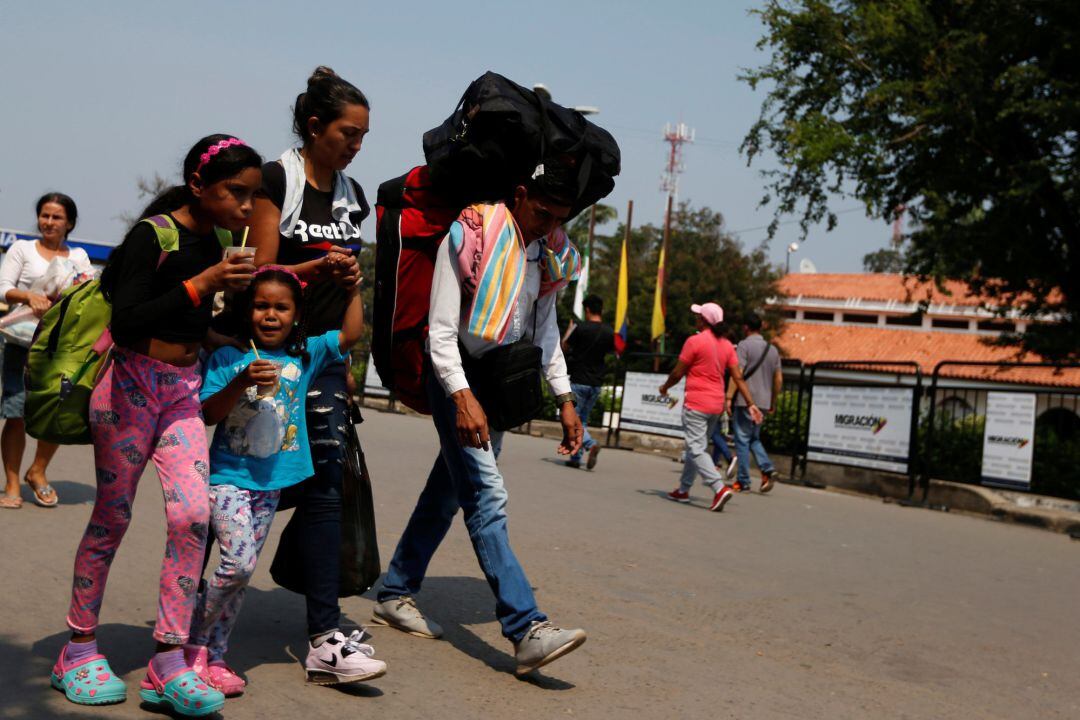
{"left": 422, "top": 71, "right": 620, "bottom": 219}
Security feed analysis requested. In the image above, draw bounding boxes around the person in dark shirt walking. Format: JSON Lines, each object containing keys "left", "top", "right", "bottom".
{"left": 562, "top": 294, "right": 615, "bottom": 469}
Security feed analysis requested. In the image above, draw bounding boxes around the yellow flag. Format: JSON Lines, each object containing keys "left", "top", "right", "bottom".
{"left": 650, "top": 243, "right": 666, "bottom": 341}
{"left": 614, "top": 234, "right": 629, "bottom": 355}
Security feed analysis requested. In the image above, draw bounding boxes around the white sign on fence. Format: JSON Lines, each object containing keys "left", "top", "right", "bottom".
{"left": 619, "top": 371, "right": 685, "bottom": 438}
{"left": 363, "top": 356, "right": 391, "bottom": 398}
{"left": 807, "top": 385, "right": 914, "bottom": 474}
{"left": 981, "top": 392, "right": 1035, "bottom": 489}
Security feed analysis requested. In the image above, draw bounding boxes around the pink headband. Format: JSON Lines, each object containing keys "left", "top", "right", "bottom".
{"left": 254, "top": 264, "right": 307, "bottom": 290}
{"left": 195, "top": 137, "right": 247, "bottom": 174}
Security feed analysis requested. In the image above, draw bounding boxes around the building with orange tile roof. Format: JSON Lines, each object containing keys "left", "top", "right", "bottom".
{"left": 769, "top": 273, "right": 1079, "bottom": 389}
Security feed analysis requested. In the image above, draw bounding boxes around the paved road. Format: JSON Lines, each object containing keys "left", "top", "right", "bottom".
{"left": 2, "top": 409, "right": 1078, "bottom": 719}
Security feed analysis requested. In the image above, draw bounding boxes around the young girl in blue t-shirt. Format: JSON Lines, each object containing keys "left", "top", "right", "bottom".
{"left": 186, "top": 265, "right": 385, "bottom": 696}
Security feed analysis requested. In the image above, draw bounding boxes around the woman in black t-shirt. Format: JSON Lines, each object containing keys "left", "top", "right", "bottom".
{"left": 248, "top": 66, "right": 380, "bottom": 684}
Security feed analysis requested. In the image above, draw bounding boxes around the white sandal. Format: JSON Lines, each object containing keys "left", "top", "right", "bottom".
{"left": 25, "top": 476, "right": 58, "bottom": 507}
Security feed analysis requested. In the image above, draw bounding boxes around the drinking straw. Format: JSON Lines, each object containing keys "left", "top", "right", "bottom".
{"left": 240, "top": 226, "right": 250, "bottom": 249}
{"left": 250, "top": 340, "right": 261, "bottom": 360}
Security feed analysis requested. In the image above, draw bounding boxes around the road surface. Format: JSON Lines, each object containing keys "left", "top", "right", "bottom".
{"left": 2, "top": 409, "right": 1077, "bottom": 719}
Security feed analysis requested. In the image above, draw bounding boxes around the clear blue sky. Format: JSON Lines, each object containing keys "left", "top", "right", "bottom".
{"left": 1, "top": 0, "right": 888, "bottom": 272}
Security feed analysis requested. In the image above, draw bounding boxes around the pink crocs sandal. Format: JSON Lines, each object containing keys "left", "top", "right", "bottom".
{"left": 207, "top": 662, "right": 246, "bottom": 697}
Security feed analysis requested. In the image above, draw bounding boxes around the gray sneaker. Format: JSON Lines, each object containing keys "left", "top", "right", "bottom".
{"left": 513, "top": 620, "right": 587, "bottom": 675}
{"left": 371, "top": 596, "right": 444, "bottom": 639}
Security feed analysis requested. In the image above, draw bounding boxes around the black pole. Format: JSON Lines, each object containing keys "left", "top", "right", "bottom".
{"left": 906, "top": 367, "right": 923, "bottom": 500}
{"left": 790, "top": 361, "right": 807, "bottom": 481}
{"left": 800, "top": 363, "right": 818, "bottom": 483}
{"left": 922, "top": 364, "right": 944, "bottom": 504}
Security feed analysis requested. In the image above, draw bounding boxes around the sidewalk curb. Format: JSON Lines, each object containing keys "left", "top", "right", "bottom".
{"left": 775, "top": 459, "right": 1080, "bottom": 536}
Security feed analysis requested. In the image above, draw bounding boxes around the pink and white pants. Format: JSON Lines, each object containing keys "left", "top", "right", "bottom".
{"left": 67, "top": 347, "right": 210, "bottom": 645}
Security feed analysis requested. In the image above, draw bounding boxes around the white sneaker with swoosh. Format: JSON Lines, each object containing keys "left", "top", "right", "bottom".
{"left": 304, "top": 630, "right": 387, "bottom": 685}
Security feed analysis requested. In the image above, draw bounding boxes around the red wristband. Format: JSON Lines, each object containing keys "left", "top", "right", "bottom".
{"left": 183, "top": 280, "right": 202, "bottom": 307}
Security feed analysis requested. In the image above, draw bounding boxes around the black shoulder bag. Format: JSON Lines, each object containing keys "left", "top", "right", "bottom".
{"left": 460, "top": 296, "right": 544, "bottom": 431}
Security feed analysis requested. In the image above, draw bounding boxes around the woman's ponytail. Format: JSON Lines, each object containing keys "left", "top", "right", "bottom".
{"left": 292, "top": 66, "right": 369, "bottom": 145}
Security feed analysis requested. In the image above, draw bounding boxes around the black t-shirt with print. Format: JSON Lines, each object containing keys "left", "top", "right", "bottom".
{"left": 259, "top": 160, "right": 370, "bottom": 334}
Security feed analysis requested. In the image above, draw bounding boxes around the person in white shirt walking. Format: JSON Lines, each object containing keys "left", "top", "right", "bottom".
{"left": 372, "top": 165, "right": 589, "bottom": 676}
{"left": 0, "top": 193, "right": 92, "bottom": 509}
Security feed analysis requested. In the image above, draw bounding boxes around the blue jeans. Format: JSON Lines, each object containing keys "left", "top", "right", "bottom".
{"left": 297, "top": 363, "right": 350, "bottom": 635}
{"left": 710, "top": 419, "right": 733, "bottom": 464}
{"left": 378, "top": 373, "right": 546, "bottom": 642}
{"left": 570, "top": 383, "right": 602, "bottom": 462}
{"left": 733, "top": 406, "right": 774, "bottom": 488}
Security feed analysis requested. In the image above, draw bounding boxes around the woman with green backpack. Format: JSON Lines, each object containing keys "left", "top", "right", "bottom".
{"left": 51, "top": 135, "right": 261, "bottom": 717}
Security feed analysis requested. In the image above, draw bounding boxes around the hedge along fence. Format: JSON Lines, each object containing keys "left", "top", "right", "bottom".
{"left": 761, "top": 389, "right": 808, "bottom": 455}
{"left": 1033, "top": 423, "right": 1080, "bottom": 501}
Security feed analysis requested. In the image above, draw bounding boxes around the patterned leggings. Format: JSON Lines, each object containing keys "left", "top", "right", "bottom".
{"left": 190, "top": 484, "right": 280, "bottom": 661}
{"left": 67, "top": 348, "right": 210, "bottom": 645}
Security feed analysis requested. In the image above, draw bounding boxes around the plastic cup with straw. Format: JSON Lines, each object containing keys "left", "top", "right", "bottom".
{"left": 250, "top": 340, "right": 279, "bottom": 397}
{"left": 224, "top": 226, "right": 254, "bottom": 264}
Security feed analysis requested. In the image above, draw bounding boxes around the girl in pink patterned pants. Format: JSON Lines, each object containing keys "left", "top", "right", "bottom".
{"left": 68, "top": 348, "right": 211, "bottom": 643}
{"left": 52, "top": 135, "right": 262, "bottom": 715}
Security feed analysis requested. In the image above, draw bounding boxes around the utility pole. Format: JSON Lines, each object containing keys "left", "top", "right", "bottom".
{"left": 653, "top": 122, "right": 694, "bottom": 369}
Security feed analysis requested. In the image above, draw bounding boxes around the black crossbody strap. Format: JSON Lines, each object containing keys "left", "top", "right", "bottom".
{"left": 742, "top": 342, "right": 773, "bottom": 381}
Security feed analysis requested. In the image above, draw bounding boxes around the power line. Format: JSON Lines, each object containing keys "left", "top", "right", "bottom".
{"left": 727, "top": 206, "right": 865, "bottom": 236}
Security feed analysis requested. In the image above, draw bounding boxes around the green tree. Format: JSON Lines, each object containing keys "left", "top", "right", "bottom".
{"left": 862, "top": 246, "right": 905, "bottom": 273}
{"left": 565, "top": 203, "right": 618, "bottom": 249}
{"left": 741, "top": 0, "right": 1080, "bottom": 359}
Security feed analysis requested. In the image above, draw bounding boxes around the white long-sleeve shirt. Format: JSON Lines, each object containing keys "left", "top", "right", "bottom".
{"left": 428, "top": 235, "right": 572, "bottom": 398}
{"left": 0, "top": 240, "right": 91, "bottom": 302}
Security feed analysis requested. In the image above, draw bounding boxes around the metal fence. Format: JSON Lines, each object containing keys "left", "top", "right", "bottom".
{"left": 599, "top": 353, "right": 805, "bottom": 453}
{"left": 918, "top": 361, "right": 1080, "bottom": 502}
{"left": 785, "top": 359, "right": 1080, "bottom": 503}
{"left": 360, "top": 349, "right": 1080, "bottom": 503}
{"left": 789, "top": 361, "right": 923, "bottom": 495}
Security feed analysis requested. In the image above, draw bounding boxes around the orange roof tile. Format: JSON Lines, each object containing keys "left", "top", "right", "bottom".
{"left": 776, "top": 322, "right": 1080, "bottom": 388}
{"left": 778, "top": 273, "right": 991, "bottom": 307}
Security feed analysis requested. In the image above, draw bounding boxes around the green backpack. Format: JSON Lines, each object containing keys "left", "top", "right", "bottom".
{"left": 24, "top": 215, "right": 231, "bottom": 444}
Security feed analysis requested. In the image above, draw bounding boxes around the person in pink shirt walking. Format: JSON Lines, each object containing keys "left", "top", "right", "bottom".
{"left": 659, "top": 303, "right": 762, "bottom": 511}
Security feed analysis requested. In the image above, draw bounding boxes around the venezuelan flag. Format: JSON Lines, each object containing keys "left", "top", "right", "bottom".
{"left": 614, "top": 233, "right": 629, "bottom": 355}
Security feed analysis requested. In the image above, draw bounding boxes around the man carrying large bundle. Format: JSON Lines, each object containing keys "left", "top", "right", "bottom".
{"left": 370, "top": 73, "right": 620, "bottom": 676}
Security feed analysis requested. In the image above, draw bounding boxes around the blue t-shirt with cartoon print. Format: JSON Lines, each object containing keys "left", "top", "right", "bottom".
{"left": 201, "top": 331, "right": 346, "bottom": 491}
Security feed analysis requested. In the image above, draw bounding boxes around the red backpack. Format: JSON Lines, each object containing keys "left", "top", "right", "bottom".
{"left": 372, "top": 166, "right": 462, "bottom": 413}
